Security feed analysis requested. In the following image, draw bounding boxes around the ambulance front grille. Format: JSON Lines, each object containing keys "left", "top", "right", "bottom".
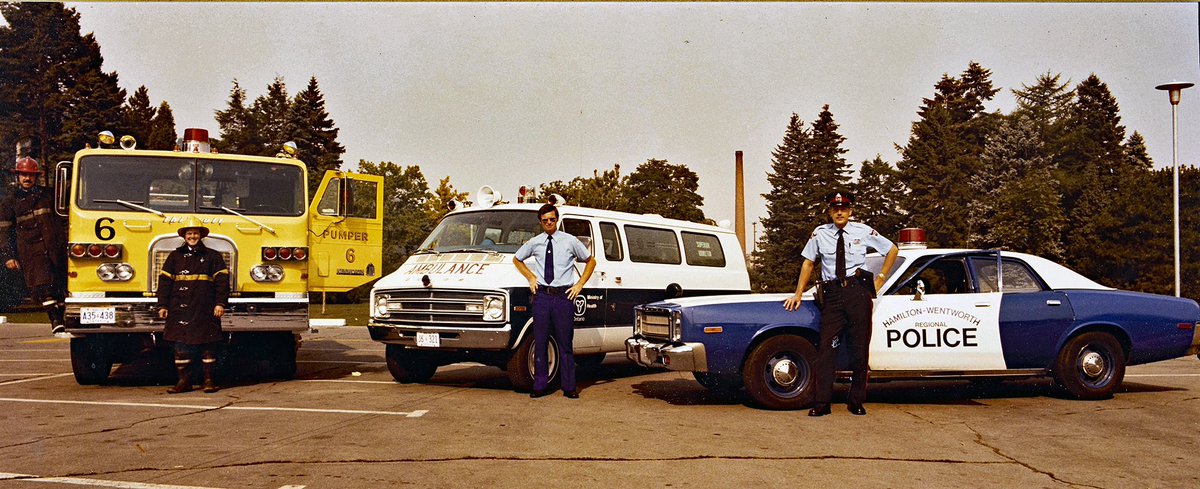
{"left": 375, "top": 289, "right": 503, "bottom": 328}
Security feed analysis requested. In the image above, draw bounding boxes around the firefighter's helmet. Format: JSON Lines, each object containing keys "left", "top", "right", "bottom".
{"left": 177, "top": 217, "right": 210, "bottom": 239}
{"left": 14, "top": 157, "right": 41, "bottom": 175}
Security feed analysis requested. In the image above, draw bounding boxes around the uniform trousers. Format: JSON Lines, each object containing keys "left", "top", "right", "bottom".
{"left": 813, "top": 279, "right": 873, "bottom": 408}
{"left": 531, "top": 289, "right": 576, "bottom": 392}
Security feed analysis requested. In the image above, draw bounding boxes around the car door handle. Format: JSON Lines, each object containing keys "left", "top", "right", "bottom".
{"left": 1046, "top": 300, "right": 1062, "bottom": 306}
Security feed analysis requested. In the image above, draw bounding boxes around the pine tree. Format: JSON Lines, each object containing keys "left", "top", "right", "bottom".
{"left": 121, "top": 85, "right": 156, "bottom": 146}
{"left": 852, "top": 156, "right": 905, "bottom": 238}
{"left": 54, "top": 69, "right": 125, "bottom": 156}
{"left": 147, "top": 101, "right": 177, "bottom": 150}
{"left": 1012, "top": 72, "right": 1074, "bottom": 154}
{"left": 624, "top": 159, "right": 705, "bottom": 222}
{"left": 290, "top": 77, "right": 346, "bottom": 195}
{"left": 214, "top": 80, "right": 262, "bottom": 155}
{"left": 252, "top": 77, "right": 291, "bottom": 156}
{"left": 754, "top": 106, "right": 851, "bottom": 292}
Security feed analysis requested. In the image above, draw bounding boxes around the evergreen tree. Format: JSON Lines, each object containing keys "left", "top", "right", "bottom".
{"left": 852, "top": 156, "right": 905, "bottom": 238}
{"left": 252, "top": 77, "right": 291, "bottom": 155}
{"left": 121, "top": 85, "right": 156, "bottom": 147}
{"left": 897, "top": 62, "right": 999, "bottom": 247}
{"left": 290, "top": 76, "right": 346, "bottom": 195}
{"left": 624, "top": 159, "right": 705, "bottom": 222}
{"left": 214, "top": 80, "right": 261, "bottom": 155}
{"left": 754, "top": 106, "right": 851, "bottom": 292}
{"left": 1012, "top": 72, "right": 1074, "bottom": 156}
{"left": 147, "top": 101, "right": 177, "bottom": 150}
{"left": 0, "top": 3, "right": 125, "bottom": 162}
{"left": 357, "top": 160, "right": 434, "bottom": 273}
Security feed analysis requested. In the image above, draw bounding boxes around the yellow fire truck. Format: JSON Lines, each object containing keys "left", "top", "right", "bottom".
{"left": 54, "top": 129, "right": 382, "bottom": 385}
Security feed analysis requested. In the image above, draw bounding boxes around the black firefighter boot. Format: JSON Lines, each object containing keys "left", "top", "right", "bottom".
{"left": 201, "top": 354, "right": 219, "bottom": 393}
{"left": 167, "top": 355, "right": 193, "bottom": 394}
{"left": 45, "top": 301, "right": 66, "bottom": 335}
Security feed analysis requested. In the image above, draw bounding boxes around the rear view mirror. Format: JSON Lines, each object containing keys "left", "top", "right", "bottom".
{"left": 913, "top": 280, "right": 926, "bottom": 301}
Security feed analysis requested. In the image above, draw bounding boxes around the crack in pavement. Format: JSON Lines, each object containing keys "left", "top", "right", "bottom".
{"left": 0, "top": 397, "right": 241, "bottom": 451}
{"left": 964, "top": 422, "right": 1103, "bottom": 489}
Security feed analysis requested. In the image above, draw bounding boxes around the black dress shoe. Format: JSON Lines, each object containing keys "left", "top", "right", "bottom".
{"left": 808, "top": 405, "right": 831, "bottom": 417}
{"left": 848, "top": 404, "right": 867, "bottom": 416}
{"left": 529, "top": 389, "right": 552, "bottom": 398}
{"left": 564, "top": 390, "right": 579, "bottom": 399}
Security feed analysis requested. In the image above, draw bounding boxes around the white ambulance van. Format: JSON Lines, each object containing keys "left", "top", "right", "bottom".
{"left": 367, "top": 190, "right": 750, "bottom": 390}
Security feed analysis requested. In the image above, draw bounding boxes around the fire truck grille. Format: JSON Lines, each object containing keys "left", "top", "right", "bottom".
{"left": 150, "top": 250, "right": 235, "bottom": 293}
{"left": 375, "top": 289, "right": 504, "bottom": 328}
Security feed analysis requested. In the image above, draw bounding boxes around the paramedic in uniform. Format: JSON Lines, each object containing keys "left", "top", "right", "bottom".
{"left": 783, "top": 191, "right": 897, "bottom": 417}
{"left": 157, "top": 219, "right": 230, "bottom": 394}
{"left": 513, "top": 203, "right": 597, "bottom": 399}
{"left": 0, "top": 157, "right": 67, "bottom": 334}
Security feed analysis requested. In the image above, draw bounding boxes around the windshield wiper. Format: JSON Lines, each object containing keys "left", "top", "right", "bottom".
{"left": 414, "top": 247, "right": 441, "bottom": 255}
{"left": 201, "top": 205, "right": 276, "bottom": 235}
{"left": 451, "top": 247, "right": 500, "bottom": 255}
{"left": 94, "top": 199, "right": 164, "bottom": 217}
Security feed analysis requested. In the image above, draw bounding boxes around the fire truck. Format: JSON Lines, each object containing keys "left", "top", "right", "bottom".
{"left": 55, "top": 129, "right": 382, "bottom": 385}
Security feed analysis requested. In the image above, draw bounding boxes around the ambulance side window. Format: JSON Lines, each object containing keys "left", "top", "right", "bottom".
{"left": 681, "top": 231, "right": 725, "bottom": 267}
{"left": 562, "top": 218, "right": 593, "bottom": 255}
{"left": 627, "top": 225, "right": 681, "bottom": 265}
{"left": 599, "top": 222, "right": 623, "bottom": 261}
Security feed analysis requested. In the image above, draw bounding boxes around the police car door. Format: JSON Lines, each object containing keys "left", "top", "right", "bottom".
{"left": 971, "top": 256, "right": 1075, "bottom": 369}
{"left": 308, "top": 171, "right": 384, "bottom": 295}
{"left": 870, "top": 253, "right": 1006, "bottom": 371}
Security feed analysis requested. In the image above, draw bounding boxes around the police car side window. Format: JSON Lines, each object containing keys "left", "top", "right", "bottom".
{"left": 626, "top": 225, "right": 682, "bottom": 265}
{"left": 971, "top": 258, "right": 1044, "bottom": 293}
{"left": 681, "top": 231, "right": 725, "bottom": 267}
{"left": 895, "top": 257, "right": 971, "bottom": 295}
{"left": 599, "top": 222, "right": 623, "bottom": 261}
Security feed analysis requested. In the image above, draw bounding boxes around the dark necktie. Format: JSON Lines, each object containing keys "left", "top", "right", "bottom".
{"left": 544, "top": 235, "right": 555, "bottom": 285}
{"left": 836, "top": 229, "right": 846, "bottom": 281}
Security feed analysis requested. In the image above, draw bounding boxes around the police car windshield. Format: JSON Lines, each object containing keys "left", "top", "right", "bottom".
{"left": 76, "top": 156, "right": 305, "bottom": 216}
{"left": 418, "top": 210, "right": 541, "bottom": 254}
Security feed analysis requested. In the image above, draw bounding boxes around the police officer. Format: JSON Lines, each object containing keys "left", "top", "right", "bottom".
{"left": 783, "top": 191, "right": 897, "bottom": 417}
{"left": 513, "top": 203, "right": 597, "bottom": 399}
{"left": 157, "top": 218, "right": 230, "bottom": 394}
{"left": 0, "top": 157, "right": 67, "bottom": 334}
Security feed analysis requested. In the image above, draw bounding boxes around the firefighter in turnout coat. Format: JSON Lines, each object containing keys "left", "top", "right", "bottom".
{"left": 0, "top": 157, "right": 67, "bottom": 333}
{"left": 157, "top": 218, "right": 230, "bottom": 393}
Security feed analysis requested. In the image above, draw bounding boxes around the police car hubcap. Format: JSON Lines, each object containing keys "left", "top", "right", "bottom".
{"left": 771, "top": 358, "right": 798, "bottom": 387}
{"left": 1080, "top": 351, "right": 1106, "bottom": 378}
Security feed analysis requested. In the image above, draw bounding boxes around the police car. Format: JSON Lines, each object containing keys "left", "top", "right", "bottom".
{"left": 626, "top": 229, "right": 1200, "bottom": 409}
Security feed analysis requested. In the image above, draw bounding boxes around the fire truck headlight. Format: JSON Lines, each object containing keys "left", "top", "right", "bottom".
{"left": 97, "top": 263, "right": 134, "bottom": 282}
{"left": 250, "top": 265, "right": 285, "bottom": 282}
{"left": 374, "top": 295, "right": 390, "bottom": 317}
{"left": 483, "top": 295, "right": 505, "bottom": 321}
{"left": 115, "top": 264, "right": 134, "bottom": 281}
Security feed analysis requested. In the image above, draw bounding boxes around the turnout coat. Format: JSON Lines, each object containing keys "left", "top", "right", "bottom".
{"left": 0, "top": 185, "right": 66, "bottom": 289}
{"left": 156, "top": 242, "right": 230, "bottom": 345}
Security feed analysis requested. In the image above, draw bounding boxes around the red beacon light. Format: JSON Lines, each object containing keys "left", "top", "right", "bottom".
{"left": 898, "top": 228, "right": 927, "bottom": 250}
{"left": 182, "top": 128, "right": 211, "bottom": 154}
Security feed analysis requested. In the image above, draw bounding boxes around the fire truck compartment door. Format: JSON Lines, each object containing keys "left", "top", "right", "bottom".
{"left": 308, "top": 171, "right": 384, "bottom": 293}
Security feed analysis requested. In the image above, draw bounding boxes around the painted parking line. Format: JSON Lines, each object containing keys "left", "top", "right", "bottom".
{"left": 0, "top": 397, "right": 428, "bottom": 417}
{"left": 0, "top": 373, "right": 72, "bottom": 386}
{"left": 296, "top": 360, "right": 385, "bottom": 364}
{"left": 1126, "top": 373, "right": 1200, "bottom": 377}
{"left": 19, "top": 338, "right": 71, "bottom": 345}
{"left": 0, "top": 359, "right": 69, "bottom": 362}
{"left": 0, "top": 471, "right": 225, "bottom": 489}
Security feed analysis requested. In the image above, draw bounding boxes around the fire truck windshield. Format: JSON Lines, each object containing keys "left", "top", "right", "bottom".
{"left": 417, "top": 210, "right": 541, "bottom": 254}
{"left": 76, "top": 155, "right": 305, "bottom": 216}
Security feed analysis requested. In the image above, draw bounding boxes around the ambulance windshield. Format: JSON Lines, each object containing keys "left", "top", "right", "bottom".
{"left": 418, "top": 210, "right": 541, "bottom": 254}
{"left": 76, "top": 156, "right": 305, "bottom": 216}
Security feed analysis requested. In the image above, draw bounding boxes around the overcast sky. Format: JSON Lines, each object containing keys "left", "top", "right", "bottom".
{"left": 67, "top": 2, "right": 1199, "bottom": 247}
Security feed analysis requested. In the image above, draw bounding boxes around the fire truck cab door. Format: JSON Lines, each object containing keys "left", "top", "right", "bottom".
{"left": 308, "top": 171, "right": 384, "bottom": 294}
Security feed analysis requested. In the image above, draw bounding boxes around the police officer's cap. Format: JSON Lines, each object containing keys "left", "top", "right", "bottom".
{"left": 826, "top": 191, "right": 855, "bottom": 208}
{"left": 177, "top": 217, "right": 210, "bottom": 239}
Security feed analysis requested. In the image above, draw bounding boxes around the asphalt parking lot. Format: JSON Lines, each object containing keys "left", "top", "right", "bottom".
{"left": 0, "top": 321, "right": 1197, "bottom": 489}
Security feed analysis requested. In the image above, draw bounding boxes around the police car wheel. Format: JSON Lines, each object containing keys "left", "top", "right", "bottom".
{"left": 70, "top": 336, "right": 112, "bottom": 385}
{"left": 506, "top": 332, "right": 558, "bottom": 392}
{"left": 693, "top": 372, "right": 743, "bottom": 394}
{"left": 386, "top": 345, "right": 437, "bottom": 383}
{"left": 742, "top": 335, "right": 816, "bottom": 410}
{"left": 1053, "top": 332, "right": 1126, "bottom": 400}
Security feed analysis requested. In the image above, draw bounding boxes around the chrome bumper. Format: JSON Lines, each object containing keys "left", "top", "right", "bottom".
{"left": 64, "top": 300, "right": 308, "bottom": 334}
{"left": 368, "top": 323, "right": 513, "bottom": 350}
{"left": 625, "top": 337, "right": 707, "bottom": 372}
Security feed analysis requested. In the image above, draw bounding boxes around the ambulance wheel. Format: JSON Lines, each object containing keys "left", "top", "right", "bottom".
{"left": 693, "top": 372, "right": 743, "bottom": 394}
{"left": 1053, "top": 332, "right": 1125, "bottom": 400}
{"left": 70, "top": 336, "right": 112, "bottom": 385}
{"left": 506, "top": 332, "right": 558, "bottom": 392}
{"left": 386, "top": 345, "right": 437, "bottom": 383}
{"left": 742, "top": 335, "right": 816, "bottom": 410}
{"left": 271, "top": 334, "right": 298, "bottom": 380}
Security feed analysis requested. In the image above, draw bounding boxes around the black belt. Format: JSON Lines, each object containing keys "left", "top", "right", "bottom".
{"left": 818, "top": 270, "right": 870, "bottom": 289}
{"left": 537, "top": 284, "right": 568, "bottom": 295}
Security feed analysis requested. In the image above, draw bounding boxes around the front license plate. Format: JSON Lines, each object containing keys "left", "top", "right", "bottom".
{"left": 416, "top": 332, "right": 440, "bottom": 348}
{"left": 80, "top": 306, "right": 116, "bottom": 325}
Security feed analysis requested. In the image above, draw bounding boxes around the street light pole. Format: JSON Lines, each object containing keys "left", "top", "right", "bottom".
{"left": 1156, "top": 81, "right": 1194, "bottom": 297}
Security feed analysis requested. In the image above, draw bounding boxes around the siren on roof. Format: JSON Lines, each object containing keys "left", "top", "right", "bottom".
{"left": 547, "top": 193, "right": 566, "bottom": 206}
{"left": 476, "top": 185, "right": 501, "bottom": 209}
{"left": 182, "top": 128, "right": 211, "bottom": 154}
{"left": 898, "top": 228, "right": 927, "bottom": 249}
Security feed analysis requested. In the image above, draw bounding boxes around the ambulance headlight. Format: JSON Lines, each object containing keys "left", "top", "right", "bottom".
{"left": 483, "top": 295, "right": 505, "bottom": 321}
{"left": 250, "top": 264, "right": 284, "bottom": 282}
{"left": 374, "top": 295, "right": 390, "bottom": 317}
{"left": 97, "top": 263, "right": 134, "bottom": 282}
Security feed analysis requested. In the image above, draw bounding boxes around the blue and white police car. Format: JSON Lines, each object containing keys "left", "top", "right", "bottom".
{"left": 626, "top": 230, "right": 1200, "bottom": 409}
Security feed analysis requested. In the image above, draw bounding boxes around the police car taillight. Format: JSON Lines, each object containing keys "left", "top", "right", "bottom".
{"left": 898, "top": 228, "right": 927, "bottom": 249}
